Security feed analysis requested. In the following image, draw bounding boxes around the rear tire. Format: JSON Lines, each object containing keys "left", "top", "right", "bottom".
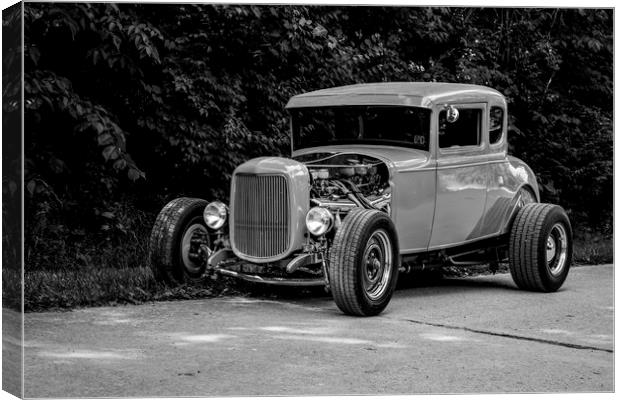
{"left": 149, "top": 197, "right": 210, "bottom": 285}
{"left": 509, "top": 203, "right": 572, "bottom": 292}
{"left": 329, "top": 208, "right": 400, "bottom": 316}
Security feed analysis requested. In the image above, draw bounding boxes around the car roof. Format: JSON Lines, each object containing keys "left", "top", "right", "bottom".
{"left": 285, "top": 82, "right": 505, "bottom": 109}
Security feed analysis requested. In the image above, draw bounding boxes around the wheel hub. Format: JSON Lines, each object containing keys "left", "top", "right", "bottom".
{"left": 547, "top": 223, "right": 568, "bottom": 276}
{"left": 365, "top": 248, "right": 382, "bottom": 282}
{"left": 546, "top": 237, "right": 556, "bottom": 262}
{"left": 362, "top": 230, "right": 393, "bottom": 301}
{"left": 181, "top": 224, "right": 210, "bottom": 273}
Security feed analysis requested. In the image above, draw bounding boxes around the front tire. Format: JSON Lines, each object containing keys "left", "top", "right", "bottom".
{"left": 329, "top": 208, "right": 400, "bottom": 316}
{"left": 149, "top": 197, "right": 210, "bottom": 285}
{"left": 509, "top": 203, "right": 573, "bottom": 292}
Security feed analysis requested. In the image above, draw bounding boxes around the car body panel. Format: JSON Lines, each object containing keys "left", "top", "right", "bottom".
{"left": 427, "top": 155, "right": 537, "bottom": 251}
{"left": 430, "top": 154, "right": 489, "bottom": 248}
{"left": 286, "top": 82, "right": 505, "bottom": 110}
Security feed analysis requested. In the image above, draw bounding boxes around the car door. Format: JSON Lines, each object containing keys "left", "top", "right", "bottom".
{"left": 429, "top": 103, "right": 489, "bottom": 249}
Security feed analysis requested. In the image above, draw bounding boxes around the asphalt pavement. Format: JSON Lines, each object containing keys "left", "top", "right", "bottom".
{"left": 15, "top": 264, "right": 614, "bottom": 397}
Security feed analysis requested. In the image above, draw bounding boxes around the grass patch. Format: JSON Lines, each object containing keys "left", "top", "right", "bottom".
{"left": 573, "top": 236, "right": 613, "bottom": 265}
{"left": 4, "top": 267, "right": 237, "bottom": 312}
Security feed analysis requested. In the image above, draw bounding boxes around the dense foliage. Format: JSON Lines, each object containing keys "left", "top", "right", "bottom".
{"left": 9, "top": 5, "right": 613, "bottom": 271}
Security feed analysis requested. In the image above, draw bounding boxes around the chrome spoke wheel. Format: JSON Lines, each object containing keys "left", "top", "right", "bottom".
{"left": 362, "top": 229, "right": 393, "bottom": 300}
{"left": 181, "top": 224, "right": 209, "bottom": 274}
{"left": 546, "top": 223, "right": 568, "bottom": 276}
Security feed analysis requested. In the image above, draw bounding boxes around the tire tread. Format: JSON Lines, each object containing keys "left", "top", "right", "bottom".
{"left": 148, "top": 197, "right": 208, "bottom": 284}
{"left": 509, "top": 203, "right": 572, "bottom": 292}
{"left": 329, "top": 208, "right": 399, "bottom": 316}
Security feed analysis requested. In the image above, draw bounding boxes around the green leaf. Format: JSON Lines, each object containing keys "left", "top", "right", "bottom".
{"left": 113, "top": 159, "right": 127, "bottom": 170}
{"left": 97, "top": 133, "right": 113, "bottom": 145}
{"left": 26, "top": 180, "right": 36, "bottom": 195}
{"left": 127, "top": 168, "right": 142, "bottom": 181}
{"left": 102, "top": 145, "right": 117, "bottom": 160}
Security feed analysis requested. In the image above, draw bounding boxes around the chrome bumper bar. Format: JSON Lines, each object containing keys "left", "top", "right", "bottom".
{"left": 214, "top": 266, "right": 325, "bottom": 286}
{"left": 209, "top": 248, "right": 325, "bottom": 287}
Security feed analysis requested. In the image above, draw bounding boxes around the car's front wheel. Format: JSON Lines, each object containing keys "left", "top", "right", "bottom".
{"left": 149, "top": 197, "right": 211, "bottom": 285}
{"left": 329, "top": 208, "right": 400, "bottom": 316}
{"left": 509, "top": 203, "right": 573, "bottom": 292}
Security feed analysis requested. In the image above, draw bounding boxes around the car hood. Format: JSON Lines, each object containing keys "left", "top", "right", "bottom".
{"left": 292, "top": 145, "right": 431, "bottom": 171}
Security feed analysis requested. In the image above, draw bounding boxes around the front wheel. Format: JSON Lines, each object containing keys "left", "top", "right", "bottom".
{"left": 149, "top": 197, "right": 211, "bottom": 285}
{"left": 329, "top": 208, "right": 400, "bottom": 316}
{"left": 509, "top": 203, "right": 573, "bottom": 292}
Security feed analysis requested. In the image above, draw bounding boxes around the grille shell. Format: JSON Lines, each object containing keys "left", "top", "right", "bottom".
{"left": 231, "top": 174, "right": 292, "bottom": 261}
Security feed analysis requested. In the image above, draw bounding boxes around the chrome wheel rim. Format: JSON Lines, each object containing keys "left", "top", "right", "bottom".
{"left": 181, "top": 224, "right": 208, "bottom": 274}
{"left": 546, "top": 223, "right": 568, "bottom": 276}
{"left": 362, "top": 229, "right": 393, "bottom": 300}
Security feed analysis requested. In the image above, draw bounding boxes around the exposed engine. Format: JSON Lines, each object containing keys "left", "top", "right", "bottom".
{"left": 294, "top": 152, "right": 391, "bottom": 214}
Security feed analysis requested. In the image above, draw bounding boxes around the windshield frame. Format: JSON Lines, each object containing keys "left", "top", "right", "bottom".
{"left": 289, "top": 105, "right": 432, "bottom": 152}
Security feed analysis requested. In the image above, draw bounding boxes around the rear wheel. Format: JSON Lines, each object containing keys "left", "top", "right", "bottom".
{"left": 509, "top": 203, "right": 572, "bottom": 292}
{"left": 329, "top": 208, "right": 400, "bottom": 316}
{"left": 149, "top": 197, "right": 211, "bottom": 285}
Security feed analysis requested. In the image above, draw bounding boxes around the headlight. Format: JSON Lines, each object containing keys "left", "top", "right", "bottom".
{"left": 305, "top": 207, "right": 334, "bottom": 236}
{"left": 203, "top": 201, "right": 227, "bottom": 230}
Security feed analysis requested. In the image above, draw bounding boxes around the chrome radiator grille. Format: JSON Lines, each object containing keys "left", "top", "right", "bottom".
{"left": 232, "top": 174, "right": 290, "bottom": 259}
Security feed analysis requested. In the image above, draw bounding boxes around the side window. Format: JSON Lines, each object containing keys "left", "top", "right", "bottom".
{"left": 439, "top": 108, "right": 482, "bottom": 148}
{"left": 489, "top": 106, "right": 504, "bottom": 145}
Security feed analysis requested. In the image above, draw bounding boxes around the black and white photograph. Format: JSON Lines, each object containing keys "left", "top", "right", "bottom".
{"left": 1, "top": 1, "right": 614, "bottom": 398}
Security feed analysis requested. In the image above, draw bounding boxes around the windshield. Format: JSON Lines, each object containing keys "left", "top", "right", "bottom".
{"left": 290, "top": 106, "right": 431, "bottom": 151}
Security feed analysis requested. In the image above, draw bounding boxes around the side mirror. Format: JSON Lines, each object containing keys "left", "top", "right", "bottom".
{"left": 445, "top": 105, "right": 459, "bottom": 123}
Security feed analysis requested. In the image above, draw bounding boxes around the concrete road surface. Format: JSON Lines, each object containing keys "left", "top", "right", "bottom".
{"left": 19, "top": 265, "right": 613, "bottom": 397}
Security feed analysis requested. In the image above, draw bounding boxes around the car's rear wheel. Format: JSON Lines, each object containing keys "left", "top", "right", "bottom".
{"left": 509, "top": 203, "right": 572, "bottom": 292}
{"left": 149, "top": 197, "right": 211, "bottom": 285}
{"left": 329, "top": 208, "right": 400, "bottom": 316}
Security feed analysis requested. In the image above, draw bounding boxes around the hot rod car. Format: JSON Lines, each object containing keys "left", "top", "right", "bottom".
{"left": 149, "top": 82, "right": 573, "bottom": 316}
